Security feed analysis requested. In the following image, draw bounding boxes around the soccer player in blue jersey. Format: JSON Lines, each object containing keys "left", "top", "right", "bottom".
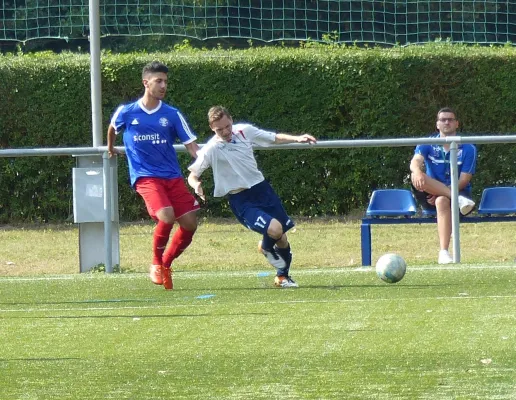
{"left": 410, "top": 107, "right": 477, "bottom": 264}
{"left": 107, "top": 61, "right": 200, "bottom": 290}
{"left": 187, "top": 105, "right": 316, "bottom": 288}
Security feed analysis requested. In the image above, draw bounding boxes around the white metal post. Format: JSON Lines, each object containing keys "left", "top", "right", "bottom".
{"left": 103, "top": 152, "right": 113, "bottom": 273}
{"left": 89, "top": 0, "right": 102, "bottom": 147}
{"left": 449, "top": 141, "right": 461, "bottom": 262}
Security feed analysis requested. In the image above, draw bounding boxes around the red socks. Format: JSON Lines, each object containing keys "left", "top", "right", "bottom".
{"left": 152, "top": 221, "right": 173, "bottom": 265}
{"left": 163, "top": 227, "right": 196, "bottom": 268}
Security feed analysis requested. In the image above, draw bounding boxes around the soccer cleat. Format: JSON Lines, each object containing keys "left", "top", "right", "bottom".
{"left": 438, "top": 250, "right": 454, "bottom": 265}
{"left": 162, "top": 267, "right": 173, "bottom": 290}
{"left": 149, "top": 264, "right": 163, "bottom": 285}
{"left": 274, "top": 275, "right": 299, "bottom": 288}
{"left": 258, "top": 240, "right": 287, "bottom": 270}
{"left": 458, "top": 195, "right": 475, "bottom": 215}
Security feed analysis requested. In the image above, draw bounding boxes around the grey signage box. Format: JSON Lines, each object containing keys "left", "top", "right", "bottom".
{"left": 73, "top": 167, "right": 118, "bottom": 223}
{"left": 72, "top": 155, "right": 120, "bottom": 272}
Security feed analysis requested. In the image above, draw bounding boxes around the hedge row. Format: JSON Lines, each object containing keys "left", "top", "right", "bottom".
{"left": 1, "top": 44, "right": 516, "bottom": 222}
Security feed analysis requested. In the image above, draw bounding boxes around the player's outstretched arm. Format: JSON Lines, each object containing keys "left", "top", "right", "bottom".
{"left": 274, "top": 133, "right": 317, "bottom": 144}
{"left": 187, "top": 172, "right": 205, "bottom": 201}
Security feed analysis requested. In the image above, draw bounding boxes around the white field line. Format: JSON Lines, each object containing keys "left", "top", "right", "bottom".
{"left": 0, "top": 263, "right": 515, "bottom": 283}
{"left": 1, "top": 295, "right": 515, "bottom": 314}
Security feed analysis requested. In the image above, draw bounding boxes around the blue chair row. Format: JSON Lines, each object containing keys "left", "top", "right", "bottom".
{"left": 361, "top": 187, "right": 516, "bottom": 266}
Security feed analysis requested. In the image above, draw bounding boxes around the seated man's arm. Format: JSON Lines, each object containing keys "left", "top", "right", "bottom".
{"left": 410, "top": 154, "right": 426, "bottom": 190}
{"left": 458, "top": 172, "right": 473, "bottom": 191}
{"left": 457, "top": 145, "right": 476, "bottom": 192}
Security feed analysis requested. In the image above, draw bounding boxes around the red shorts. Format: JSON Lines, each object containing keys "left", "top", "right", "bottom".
{"left": 135, "top": 177, "right": 200, "bottom": 220}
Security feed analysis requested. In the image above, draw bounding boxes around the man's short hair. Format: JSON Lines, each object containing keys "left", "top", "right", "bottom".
{"left": 142, "top": 61, "right": 168, "bottom": 79}
{"left": 437, "top": 107, "right": 457, "bottom": 119}
{"left": 208, "top": 106, "right": 232, "bottom": 125}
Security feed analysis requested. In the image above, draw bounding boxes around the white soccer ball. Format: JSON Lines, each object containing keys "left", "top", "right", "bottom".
{"left": 375, "top": 253, "right": 407, "bottom": 283}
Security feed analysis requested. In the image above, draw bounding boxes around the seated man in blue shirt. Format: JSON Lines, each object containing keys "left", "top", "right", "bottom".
{"left": 409, "top": 107, "right": 477, "bottom": 265}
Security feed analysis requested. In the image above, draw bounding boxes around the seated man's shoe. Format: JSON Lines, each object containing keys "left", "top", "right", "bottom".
{"left": 458, "top": 195, "right": 475, "bottom": 215}
{"left": 438, "top": 250, "right": 454, "bottom": 264}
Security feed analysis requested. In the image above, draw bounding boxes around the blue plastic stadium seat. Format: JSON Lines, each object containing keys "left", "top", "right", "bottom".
{"left": 478, "top": 187, "right": 516, "bottom": 215}
{"left": 366, "top": 189, "right": 417, "bottom": 217}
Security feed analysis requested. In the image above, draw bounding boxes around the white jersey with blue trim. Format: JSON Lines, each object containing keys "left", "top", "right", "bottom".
{"left": 111, "top": 99, "right": 197, "bottom": 186}
{"left": 188, "top": 123, "right": 276, "bottom": 197}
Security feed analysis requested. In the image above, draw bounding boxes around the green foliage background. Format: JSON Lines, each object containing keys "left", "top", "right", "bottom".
{"left": 1, "top": 44, "right": 516, "bottom": 222}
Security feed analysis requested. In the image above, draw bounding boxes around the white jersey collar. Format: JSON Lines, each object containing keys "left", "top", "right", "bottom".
{"left": 138, "top": 99, "right": 162, "bottom": 114}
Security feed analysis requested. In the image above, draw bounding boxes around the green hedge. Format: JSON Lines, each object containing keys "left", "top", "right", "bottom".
{"left": 1, "top": 44, "right": 516, "bottom": 222}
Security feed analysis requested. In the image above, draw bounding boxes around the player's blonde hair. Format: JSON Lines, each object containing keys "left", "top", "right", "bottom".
{"left": 208, "top": 106, "right": 231, "bottom": 125}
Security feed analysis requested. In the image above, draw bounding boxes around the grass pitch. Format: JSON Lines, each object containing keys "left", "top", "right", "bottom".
{"left": 1, "top": 265, "right": 515, "bottom": 399}
{"left": 2, "top": 219, "right": 516, "bottom": 276}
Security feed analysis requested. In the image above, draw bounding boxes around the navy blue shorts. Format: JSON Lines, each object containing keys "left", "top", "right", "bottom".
{"left": 228, "top": 180, "right": 295, "bottom": 235}
{"left": 411, "top": 184, "right": 473, "bottom": 212}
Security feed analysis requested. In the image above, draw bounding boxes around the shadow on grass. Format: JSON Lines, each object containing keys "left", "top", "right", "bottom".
{"left": 0, "top": 298, "right": 161, "bottom": 306}
{"left": 191, "top": 283, "right": 457, "bottom": 291}
{"left": 302, "top": 283, "right": 456, "bottom": 289}
{"left": 0, "top": 357, "right": 81, "bottom": 362}
{"left": 0, "top": 223, "right": 76, "bottom": 232}
{"left": 0, "top": 284, "right": 457, "bottom": 307}
{"left": 2, "top": 312, "right": 271, "bottom": 319}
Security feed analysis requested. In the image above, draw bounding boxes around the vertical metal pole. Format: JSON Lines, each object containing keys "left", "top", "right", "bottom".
{"left": 90, "top": 0, "right": 115, "bottom": 273}
{"left": 103, "top": 152, "right": 113, "bottom": 273}
{"left": 449, "top": 141, "right": 461, "bottom": 263}
{"left": 89, "top": 0, "right": 102, "bottom": 147}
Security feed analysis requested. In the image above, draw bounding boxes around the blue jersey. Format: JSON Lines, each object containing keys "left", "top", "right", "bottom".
{"left": 414, "top": 133, "right": 477, "bottom": 191}
{"left": 111, "top": 99, "right": 197, "bottom": 186}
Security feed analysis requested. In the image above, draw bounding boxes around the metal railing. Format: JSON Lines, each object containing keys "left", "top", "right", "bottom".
{"left": 2, "top": 134, "right": 516, "bottom": 271}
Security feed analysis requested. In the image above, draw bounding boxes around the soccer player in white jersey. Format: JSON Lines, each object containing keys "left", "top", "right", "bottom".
{"left": 188, "top": 106, "right": 316, "bottom": 288}
{"left": 107, "top": 61, "right": 200, "bottom": 290}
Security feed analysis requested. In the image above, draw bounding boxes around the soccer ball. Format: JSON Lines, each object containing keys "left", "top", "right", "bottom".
{"left": 375, "top": 253, "right": 407, "bottom": 283}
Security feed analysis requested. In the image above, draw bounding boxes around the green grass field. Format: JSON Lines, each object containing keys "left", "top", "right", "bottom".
{"left": 2, "top": 219, "right": 516, "bottom": 276}
{"left": 1, "top": 220, "right": 515, "bottom": 399}
{"left": 1, "top": 265, "right": 515, "bottom": 399}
